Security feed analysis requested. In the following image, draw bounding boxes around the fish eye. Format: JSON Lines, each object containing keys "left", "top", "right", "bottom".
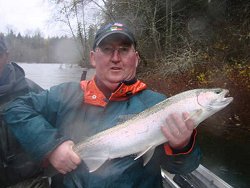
{"left": 215, "top": 89, "right": 222, "bottom": 94}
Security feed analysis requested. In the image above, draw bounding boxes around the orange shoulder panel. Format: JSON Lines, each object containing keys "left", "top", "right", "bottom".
{"left": 80, "top": 80, "right": 107, "bottom": 107}
{"left": 80, "top": 79, "right": 147, "bottom": 107}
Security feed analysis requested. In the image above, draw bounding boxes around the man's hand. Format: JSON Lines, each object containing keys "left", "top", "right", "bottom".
{"left": 48, "top": 140, "right": 81, "bottom": 174}
{"left": 161, "top": 112, "right": 195, "bottom": 150}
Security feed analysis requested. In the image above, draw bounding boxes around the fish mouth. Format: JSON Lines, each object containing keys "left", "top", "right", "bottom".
{"left": 216, "top": 89, "right": 233, "bottom": 107}
{"left": 197, "top": 88, "right": 233, "bottom": 110}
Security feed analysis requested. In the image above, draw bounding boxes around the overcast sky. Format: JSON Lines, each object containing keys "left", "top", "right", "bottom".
{"left": 0, "top": 0, "right": 101, "bottom": 38}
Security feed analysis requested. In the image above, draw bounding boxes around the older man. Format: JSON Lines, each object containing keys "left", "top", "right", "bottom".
{"left": 4, "top": 23, "right": 201, "bottom": 188}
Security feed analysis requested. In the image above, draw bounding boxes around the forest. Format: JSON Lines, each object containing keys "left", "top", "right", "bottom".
{"left": 2, "top": 1, "right": 249, "bottom": 70}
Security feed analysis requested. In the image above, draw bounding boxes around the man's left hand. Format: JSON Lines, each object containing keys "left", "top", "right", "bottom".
{"left": 161, "top": 112, "right": 195, "bottom": 150}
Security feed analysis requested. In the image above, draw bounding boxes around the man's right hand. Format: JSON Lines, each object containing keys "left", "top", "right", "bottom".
{"left": 48, "top": 140, "right": 81, "bottom": 174}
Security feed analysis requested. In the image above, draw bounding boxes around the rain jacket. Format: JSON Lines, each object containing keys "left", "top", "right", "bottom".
{"left": 0, "top": 62, "right": 44, "bottom": 187}
{"left": 3, "top": 77, "right": 201, "bottom": 188}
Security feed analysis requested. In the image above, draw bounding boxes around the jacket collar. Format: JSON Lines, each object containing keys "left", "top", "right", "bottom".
{"left": 80, "top": 78, "right": 147, "bottom": 107}
{"left": 0, "top": 62, "right": 27, "bottom": 97}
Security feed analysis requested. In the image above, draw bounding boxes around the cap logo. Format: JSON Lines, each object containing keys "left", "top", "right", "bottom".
{"left": 107, "top": 23, "right": 124, "bottom": 32}
{"left": 113, "top": 23, "right": 123, "bottom": 27}
{"left": 109, "top": 26, "right": 123, "bottom": 32}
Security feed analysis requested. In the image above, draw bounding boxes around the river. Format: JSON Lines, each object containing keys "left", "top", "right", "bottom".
{"left": 18, "top": 63, "right": 95, "bottom": 89}
{"left": 18, "top": 63, "right": 249, "bottom": 188}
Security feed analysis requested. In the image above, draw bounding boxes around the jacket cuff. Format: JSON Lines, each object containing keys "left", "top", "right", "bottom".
{"left": 164, "top": 129, "right": 197, "bottom": 156}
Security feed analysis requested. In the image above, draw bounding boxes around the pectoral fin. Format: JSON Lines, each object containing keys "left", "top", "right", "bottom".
{"left": 134, "top": 146, "right": 156, "bottom": 166}
{"left": 74, "top": 144, "right": 109, "bottom": 173}
{"left": 84, "top": 157, "right": 107, "bottom": 173}
{"left": 143, "top": 147, "right": 156, "bottom": 166}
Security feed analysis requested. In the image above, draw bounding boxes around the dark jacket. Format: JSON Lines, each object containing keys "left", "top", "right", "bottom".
{"left": 0, "top": 62, "right": 44, "bottom": 187}
{"left": 3, "top": 78, "right": 201, "bottom": 188}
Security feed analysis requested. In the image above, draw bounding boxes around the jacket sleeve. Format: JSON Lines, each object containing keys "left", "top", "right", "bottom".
{"left": 25, "top": 78, "right": 44, "bottom": 93}
{"left": 2, "top": 83, "right": 77, "bottom": 162}
{"left": 160, "top": 130, "right": 201, "bottom": 174}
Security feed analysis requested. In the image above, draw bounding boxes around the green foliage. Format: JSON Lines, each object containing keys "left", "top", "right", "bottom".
{"left": 197, "top": 73, "right": 209, "bottom": 85}
{"left": 224, "top": 63, "right": 250, "bottom": 90}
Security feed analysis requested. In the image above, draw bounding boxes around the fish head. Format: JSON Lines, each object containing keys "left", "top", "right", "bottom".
{"left": 197, "top": 88, "right": 233, "bottom": 112}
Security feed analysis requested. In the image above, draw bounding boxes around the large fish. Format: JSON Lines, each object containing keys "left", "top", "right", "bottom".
{"left": 73, "top": 88, "right": 233, "bottom": 172}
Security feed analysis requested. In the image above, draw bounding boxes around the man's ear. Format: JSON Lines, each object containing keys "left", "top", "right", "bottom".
{"left": 135, "top": 60, "right": 138, "bottom": 67}
{"left": 135, "top": 51, "right": 140, "bottom": 67}
{"left": 90, "top": 51, "right": 96, "bottom": 68}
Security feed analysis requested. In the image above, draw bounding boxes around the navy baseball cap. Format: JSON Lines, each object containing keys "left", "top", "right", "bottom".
{"left": 93, "top": 22, "right": 136, "bottom": 49}
{"left": 0, "top": 35, "right": 8, "bottom": 55}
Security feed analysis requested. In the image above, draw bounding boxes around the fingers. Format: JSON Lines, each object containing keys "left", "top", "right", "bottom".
{"left": 70, "top": 151, "right": 82, "bottom": 167}
{"left": 183, "top": 112, "right": 195, "bottom": 130}
{"left": 165, "top": 113, "right": 187, "bottom": 136}
{"left": 58, "top": 161, "right": 77, "bottom": 174}
{"left": 161, "top": 112, "right": 195, "bottom": 149}
{"left": 161, "top": 125, "right": 175, "bottom": 141}
{"left": 48, "top": 140, "right": 81, "bottom": 174}
{"left": 69, "top": 142, "right": 82, "bottom": 165}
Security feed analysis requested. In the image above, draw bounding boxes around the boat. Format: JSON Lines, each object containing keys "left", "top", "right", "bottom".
{"left": 161, "top": 165, "right": 233, "bottom": 188}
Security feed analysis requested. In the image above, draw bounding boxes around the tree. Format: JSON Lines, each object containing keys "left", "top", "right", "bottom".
{"left": 48, "top": 0, "right": 104, "bottom": 67}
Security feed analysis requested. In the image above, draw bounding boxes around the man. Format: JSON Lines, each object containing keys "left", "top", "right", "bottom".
{"left": 0, "top": 35, "right": 49, "bottom": 187}
{"left": 3, "top": 23, "right": 201, "bottom": 188}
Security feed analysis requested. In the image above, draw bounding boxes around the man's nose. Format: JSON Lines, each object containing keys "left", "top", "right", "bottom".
{"left": 111, "top": 49, "right": 121, "bottom": 62}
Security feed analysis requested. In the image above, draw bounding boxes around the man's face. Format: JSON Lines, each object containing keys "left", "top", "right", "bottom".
{"left": 0, "top": 52, "right": 8, "bottom": 75}
{"left": 90, "top": 34, "right": 139, "bottom": 91}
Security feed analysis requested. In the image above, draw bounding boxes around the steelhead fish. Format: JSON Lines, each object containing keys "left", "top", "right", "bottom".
{"left": 73, "top": 88, "right": 233, "bottom": 172}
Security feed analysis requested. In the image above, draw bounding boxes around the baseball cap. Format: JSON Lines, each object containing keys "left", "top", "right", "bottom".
{"left": 0, "top": 35, "right": 8, "bottom": 55}
{"left": 93, "top": 22, "right": 136, "bottom": 49}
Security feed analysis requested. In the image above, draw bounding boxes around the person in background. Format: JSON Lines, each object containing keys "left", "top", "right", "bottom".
{"left": 80, "top": 68, "right": 88, "bottom": 81}
{"left": 3, "top": 23, "right": 201, "bottom": 188}
{"left": 0, "top": 35, "right": 49, "bottom": 187}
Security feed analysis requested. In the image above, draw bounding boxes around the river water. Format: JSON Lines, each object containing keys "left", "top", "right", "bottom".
{"left": 18, "top": 63, "right": 249, "bottom": 188}
{"left": 18, "top": 63, "right": 95, "bottom": 89}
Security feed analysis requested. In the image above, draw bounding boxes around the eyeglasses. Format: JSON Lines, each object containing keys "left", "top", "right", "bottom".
{"left": 96, "top": 46, "right": 134, "bottom": 57}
